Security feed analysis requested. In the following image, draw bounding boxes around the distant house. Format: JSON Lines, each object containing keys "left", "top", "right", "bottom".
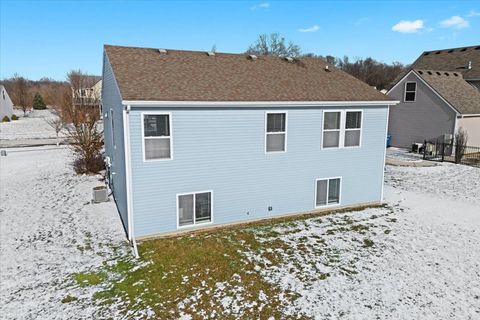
{"left": 72, "top": 76, "right": 102, "bottom": 110}
{"left": 102, "top": 44, "right": 397, "bottom": 240}
{"left": 0, "top": 85, "right": 14, "bottom": 120}
{"left": 388, "top": 45, "right": 480, "bottom": 148}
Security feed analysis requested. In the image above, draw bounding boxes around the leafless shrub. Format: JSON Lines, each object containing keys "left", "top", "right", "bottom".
{"left": 10, "top": 74, "right": 32, "bottom": 115}
{"left": 454, "top": 128, "right": 468, "bottom": 164}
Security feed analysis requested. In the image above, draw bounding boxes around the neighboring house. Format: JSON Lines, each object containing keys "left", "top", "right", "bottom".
{"left": 388, "top": 45, "right": 480, "bottom": 148}
{"left": 102, "top": 44, "right": 397, "bottom": 241}
{"left": 0, "top": 85, "right": 14, "bottom": 120}
{"left": 72, "top": 76, "right": 102, "bottom": 109}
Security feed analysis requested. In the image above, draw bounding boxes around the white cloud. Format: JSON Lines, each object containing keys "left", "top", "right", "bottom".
{"left": 440, "top": 15, "right": 469, "bottom": 29}
{"left": 298, "top": 24, "right": 320, "bottom": 33}
{"left": 392, "top": 20, "right": 424, "bottom": 33}
{"left": 251, "top": 2, "right": 270, "bottom": 10}
{"left": 466, "top": 10, "right": 480, "bottom": 17}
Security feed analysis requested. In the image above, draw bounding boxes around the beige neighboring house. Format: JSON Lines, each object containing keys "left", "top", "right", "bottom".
{"left": 388, "top": 45, "right": 480, "bottom": 148}
{"left": 0, "top": 85, "right": 14, "bottom": 120}
{"left": 72, "top": 76, "right": 102, "bottom": 110}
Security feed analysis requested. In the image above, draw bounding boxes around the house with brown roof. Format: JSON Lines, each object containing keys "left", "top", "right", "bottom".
{"left": 387, "top": 45, "right": 480, "bottom": 148}
{"left": 101, "top": 44, "right": 397, "bottom": 243}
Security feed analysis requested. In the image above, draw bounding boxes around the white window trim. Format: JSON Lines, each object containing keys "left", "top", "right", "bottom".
{"left": 141, "top": 112, "right": 173, "bottom": 162}
{"left": 264, "top": 111, "right": 288, "bottom": 154}
{"left": 315, "top": 177, "right": 342, "bottom": 209}
{"left": 404, "top": 81, "right": 417, "bottom": 102}
{"left": 321, "top": 110, "right": 363, "bottom": 149}
{"left": 176, "top": 190, "right": 214, "bottom": 229}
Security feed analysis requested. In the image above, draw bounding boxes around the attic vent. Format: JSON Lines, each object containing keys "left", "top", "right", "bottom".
{"left": 418, "top": 70, "right": 423, "bottom": 74}
{"left": 453, "top": 72, "right": 458, "bottom": 76}
{"left": 435, "top": 51, "right": 442, "bottom": 54}
{"left": 444, "top": 72, "right": 450, "bottom": 76}
{"left": 448, "top": 49, "right": 454, "bottom": 53}
{"left": 461, "top": 48, "right": 467, "bottom": 52}
{"left": 158, "top": 49, "right": 167, "bottom": 54}
{"left": 476, "top": 47, "right": 480, "bottom": 50}
{"left": 424, "top": 52, "right": 430, "bottom": 56}
{"left": 427, "top": 71, "right": 432, "bottom": 75}
{"left": 248, "top": 54, "right": 258, "bottom": 60}
{"left": 207, "top": 51, "right": 215, "bottom": 56}
{"left": 284, "top": 57, "right": 294, "bottom": 62}
{"left": 436, "top": 71, "right": 441, "bottom": 75}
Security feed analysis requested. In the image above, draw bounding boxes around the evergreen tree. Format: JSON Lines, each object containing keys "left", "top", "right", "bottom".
{"left": 32, "top": 92, "right": 46, "bottom": 110}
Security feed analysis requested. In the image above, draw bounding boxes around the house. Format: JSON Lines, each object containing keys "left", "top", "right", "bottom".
{"left": 72, "top": 75, "right": 102, "bottom": 109}
{"left": 388, "top": 45, "right": 480, "bottom": 148}
{"left": 101, "top": 44, "right": 397, "bottom": 241}
{"left": 0, "top": 85, "right": 14, "bottom": 120}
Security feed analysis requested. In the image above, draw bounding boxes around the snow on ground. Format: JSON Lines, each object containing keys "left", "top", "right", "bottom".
{"left": 386, "top": 147, "right": 424, "bottom": 162}
{"left": 0, "top": 109, "right": 66, "bottom": 141}
{"left": 0, "top": 146, "right": 128, "bottom": 319}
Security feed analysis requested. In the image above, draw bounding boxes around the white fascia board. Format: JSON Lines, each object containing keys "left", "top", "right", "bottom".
{"left": 122, "top": 100, "right": 399, "bottom": 107}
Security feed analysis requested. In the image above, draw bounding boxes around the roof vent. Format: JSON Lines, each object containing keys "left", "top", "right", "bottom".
{"left": 468, "top": 61, "right": 472, "bottom": 70}
{"left": 444, "top": 72, "right": 449, "bottom": 76}
{"left": 448, "top": 49, "right": 454, "bottom": 53}
{"left": 418, "top": 70, "right": 423, "bottom": 74}
{"left": 453, "top": 72, "right": 458, "bottom": 76}
{"left": 424, "top": 52, "right": 430, "bottom": 56}
{"left": 427, "top": 71, "right": 432, "bottom": 75}
{"left": 207, "top": 51, "right": 215, "bottom": 56}
{"left": 158, "top": 48, "right": 167, "bottom": 54}
{"left": 435, "top": 71, "right": 440, "bottom": 75}
{"left": 324, "top": 65, "right": 331, "bottom": 72}
{"left": 461, "top": 48, "right": 467, "bottom": 52}
{"left": 475, "top": 46, "right": 480, "bottom": 50}
{"left": 248, "top": 54, "right": 258, "bottom": 60}
{"left": 435, "top": 51, "right": 442, "bottom": 54}
{"left": 284, "top": 57, "right": 294, "bottom": 62}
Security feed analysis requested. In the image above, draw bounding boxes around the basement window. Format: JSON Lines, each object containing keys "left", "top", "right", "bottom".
{"left": 265, "top": 112, "right": 287, "bottom": 153}
{"left": 178, "top": 191, "right": 212, "bottom": 227}
{"left": 316, "top": 177, "right": 341, "bottom": 207}
{"left": 143, "top": 113, "right": 172, "bottom": 160}
{"left": 404, "top": 82, "right": 416, "bottom": 102}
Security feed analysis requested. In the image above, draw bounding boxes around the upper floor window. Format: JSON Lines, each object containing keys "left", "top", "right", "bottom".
{"left": 322, "top": 110, "right": 362, "bottom": 149}
{"left": 265, "top": 112, "right": 287, "bottom": 153}
{"left": 404, "top": 82, "right": 416, "bottom": 102}
{"left": 143, "top": 113, "right": 172, "bottom": 160}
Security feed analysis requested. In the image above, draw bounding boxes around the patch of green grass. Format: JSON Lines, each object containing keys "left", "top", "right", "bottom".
{"left": 362, "top": 238, "right": 374, "bottom": 248}
{"left": 73, "top": 271, "right": 106, "bottom": 287}
{"left": 61, "top": 295, "right": 78, "bottom": 303}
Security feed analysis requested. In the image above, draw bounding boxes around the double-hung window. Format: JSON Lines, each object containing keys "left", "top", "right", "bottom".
{"left": 404, "top": 82, "right": 416, "bottom": 102}
{"left": 265, "top": 112, "right": 287, "bottom": 153}
{"left": 322, "top": 110, "right": 362, "bottom": 148}
{"left": 316, "top": 177, "right": 341, "bottom": 207}
{"left": 143, "top": 113, "right": 172, "bottom": 160}
{"left": 178, "top": 191, "right": 212, "bottom": 227}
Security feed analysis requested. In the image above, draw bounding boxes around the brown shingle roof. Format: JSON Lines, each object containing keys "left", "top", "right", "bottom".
{"left": 414, "top": 69, "right": 480, "bottom": 114}
{"left": 104, "top": 45, "right": 391, "bottom": 102}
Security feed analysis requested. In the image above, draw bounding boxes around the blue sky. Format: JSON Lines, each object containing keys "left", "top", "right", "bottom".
{"left": 1, "top": 0, "right": 479, "bottom": 80}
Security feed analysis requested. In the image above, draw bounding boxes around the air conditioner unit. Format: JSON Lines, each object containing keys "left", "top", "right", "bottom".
{"left": 92, "top": 186, "right": 108, "bottom": 203}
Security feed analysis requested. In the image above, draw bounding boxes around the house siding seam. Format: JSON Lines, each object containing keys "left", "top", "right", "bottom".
{"left": 388, "top": 72, "right": 457, "bottom": 148}
{"left": 102, "top": 52, "right": 129, "bottom": 235}
{"left": 128, "top": 106, "right": 389, "bottom": 237}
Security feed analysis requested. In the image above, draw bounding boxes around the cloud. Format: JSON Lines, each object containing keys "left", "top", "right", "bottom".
{"left": 392, "top": 20, "right": 424, "bottom": 33}
{"left": 466, "top": 10, "right": 480, "bottom": 17}
{"left": 440, "top": 15, "right": 469, "bottom": 29}
{"left": 251, "top": 2, "right": 269, "bottom": 10}
{"left": 298, "top": 25, "right": 320, "bottom": 33}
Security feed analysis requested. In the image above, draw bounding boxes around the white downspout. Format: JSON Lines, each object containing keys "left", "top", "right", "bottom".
{"left": 381, "top": 105, "right": 390, "bottom": 202}
{"left": 123, "top": 104, "right": 139, "bottom": 258}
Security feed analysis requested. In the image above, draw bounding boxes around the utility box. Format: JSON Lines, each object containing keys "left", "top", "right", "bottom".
{"left": 92, "top": 186, "right": 108, "bottom": 203}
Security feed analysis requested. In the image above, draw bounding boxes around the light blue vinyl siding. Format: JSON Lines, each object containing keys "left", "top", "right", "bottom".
{"left": 128, "top": 106, "right": 388, "bottom": 237}
{"left": 101, "top": 53, "right": 129, "bottom": 235}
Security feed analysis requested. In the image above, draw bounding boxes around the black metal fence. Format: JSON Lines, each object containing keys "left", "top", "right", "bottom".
{"left": 423, "top": 140, "right": 480, "bottom": 168}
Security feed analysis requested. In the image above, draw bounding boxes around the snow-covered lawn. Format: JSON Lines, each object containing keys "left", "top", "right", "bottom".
{"left": 1, "top": 146, "right": 479, "bottom": 319}
{"left": 0, "top": 109, "right": 66, "bottom": 141}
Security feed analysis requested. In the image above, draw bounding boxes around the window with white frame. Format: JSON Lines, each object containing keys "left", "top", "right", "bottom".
{"left": 178, "top": 191, "right": 212, "bottom": 227}
{"left": 265, "top": 112, "right": 286, "bottom": 152}
{"left": 322, "top": 110, "right": 362, "bottom": 148}
{"left": 316, "top": 177, "right": 341, "bottom": 207}
{"left": 404, "top": 82, "right": 416, "bottom": 102}
{"left": 344, "top": 111, "right": 362, "bottom": 147}
{"left": 143, "top": 114, "right": 171, "bottom": 160}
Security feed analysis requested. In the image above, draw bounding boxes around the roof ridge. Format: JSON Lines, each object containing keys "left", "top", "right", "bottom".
{"left": 421, "top": 44, "right": 480, "bottom": 54}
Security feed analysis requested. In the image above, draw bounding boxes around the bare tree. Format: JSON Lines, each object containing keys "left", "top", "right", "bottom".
{"left": 60, "top": 71, "right": 104, "bottom": 174}
{"left": 454, "top": 128, "right": 468, "bottom": 164}
{"left": 10, "top": 74, "right": 32, "bottom": 115}
{"left": 246, "top": 33, "right": 301, "bottom": 57}
{"left": 46, "top": 108, "right": 65, "bottom": 146}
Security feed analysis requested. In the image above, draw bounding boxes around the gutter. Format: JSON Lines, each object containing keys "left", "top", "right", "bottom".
{"left": 122, "top": 100, "right": 399, "bottom": 107}
{"left": 123, "top": 104, "right": 139, "bottom": 258}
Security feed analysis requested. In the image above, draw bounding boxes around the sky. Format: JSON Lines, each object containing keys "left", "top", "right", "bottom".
{"left": 1, "top": 0, "right": 479, "bottom": 81}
